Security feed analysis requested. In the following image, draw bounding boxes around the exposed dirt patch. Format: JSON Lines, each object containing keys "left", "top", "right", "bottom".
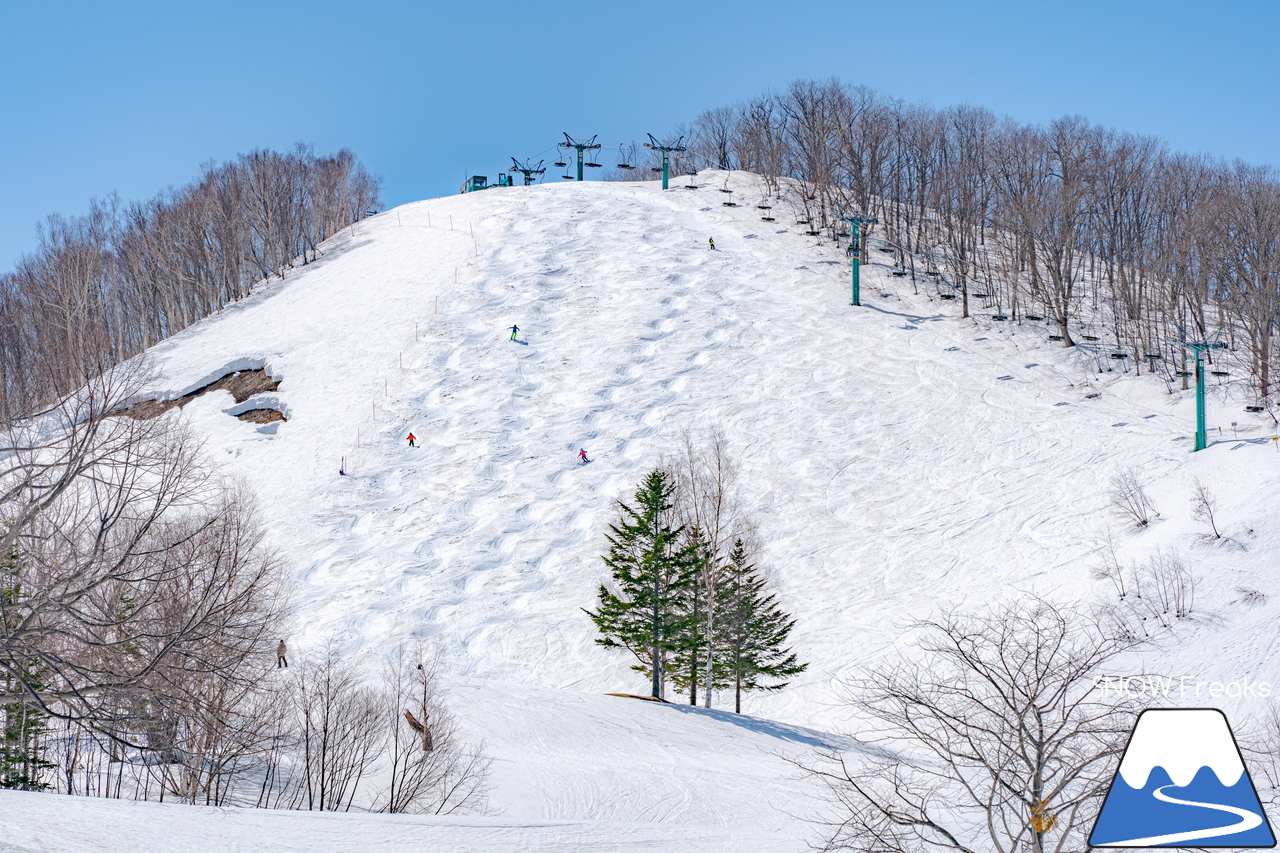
{"left": 236, "top": 408, "right": 286, "bottom": 424}
{"left": 115, "top": 369, "right": 280, "bottom": 420}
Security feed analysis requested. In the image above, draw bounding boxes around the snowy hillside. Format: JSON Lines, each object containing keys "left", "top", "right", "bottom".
{"left": 1, "top": 678, "right": 846, "bottom": 852}
{"left": 8, "top": 171, "right": 1280, "bottom": 850}
{"left": 132, "top": 171, "right": 1280, "bottom": 722}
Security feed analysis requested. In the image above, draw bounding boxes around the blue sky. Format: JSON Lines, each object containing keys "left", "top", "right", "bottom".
{"left": 2, "top": 0, "right": 1277, "bottom": 271}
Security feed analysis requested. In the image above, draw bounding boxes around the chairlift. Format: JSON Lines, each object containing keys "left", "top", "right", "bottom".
{"left": 1175, "top": 370, "right": 1192, "bottom": 377}
{"left": 554, "top": 160, "right": 568, "bottom": 168}
{"left": 973, "top": 292, "right": 989, "bottom": 298}
{"left": 585, "top": 160, "right": 603, "bottom": 168}
{"left": 805, "top": 230, "right": 820, "bottom": 236}
{"left": 1049, "top": 335, "right": 1064, "bottom": 341}
{"left": 617, "top": 163, "right": 634, "bottom": 170}
{"left": 992, "top": 314, "right": 1009, "bottom": 321}
{"left": 724, "top": 202, "right": 739, "bottom": 207}
{"left": 879, "top": 247, "right": 894, "bottom": 253}
{"left": 757, "top": 204, "right": 772, "bottom": 210}
{"left": 1110, "top": 353, "right": 1128, "bottom": 359}
{"left": 924, "top": 270, "right": 941, "bottom": 277}
{"left": 1144, "top": 353, "right": 1162, "bottom": 360}
{"left": 891, "top": 271, "right": 908, "bottom": 277}
{"left": 1025, "top": 315, "right": 1043, "bottom": 321}
{"left": 939, "top": 294, "right": 956, "bottom": 300}
{"left": 1246, "top": 405, "right": 1265, "bottom": 413}
{"left": 1211, "top": 370, "right": 1229, "bottom": 377}
{"left": 1082, "top": 335, "right": 1100, "bottom": 342}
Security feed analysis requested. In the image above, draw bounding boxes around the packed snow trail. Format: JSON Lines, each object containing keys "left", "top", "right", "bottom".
{"left": 147, "top": 173, "right": 1280, "bottom": 735}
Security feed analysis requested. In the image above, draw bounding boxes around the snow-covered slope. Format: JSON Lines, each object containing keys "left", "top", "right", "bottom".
{"left": 1, "top": 678, "right": 844, "bottom": 852}
{"left": 143, "top": 172, "right": 1280, "bottom": 725}
{"left": 8, "top": 172, "right": 1280, "bottom": 850}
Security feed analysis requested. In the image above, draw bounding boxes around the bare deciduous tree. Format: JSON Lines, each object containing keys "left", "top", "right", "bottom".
{"left": 377, "top": 642, "right": 490, "bottom": 815}
{"left": 0, "top": 362, "right": 288, "bottom": 741}
{"left": 807, "top": 600, "right": 1140, "bottom": 853}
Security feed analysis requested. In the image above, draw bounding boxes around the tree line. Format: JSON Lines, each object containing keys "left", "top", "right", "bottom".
{"left": 650, "top": 79, "right": 1279, "bottom": 406}
{"left": 0, "top": 144, "right": 380, "bottom": 419}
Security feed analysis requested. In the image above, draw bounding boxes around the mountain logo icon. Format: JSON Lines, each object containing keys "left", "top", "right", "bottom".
{"left": 1090, "top": 708, "right": 1276, "bottom": 847}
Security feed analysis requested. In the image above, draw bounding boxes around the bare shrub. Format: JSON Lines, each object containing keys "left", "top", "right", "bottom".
{"left": 1190, "top": 477, "right": 1222, "bottom": 539}
{"left": 1109, "top": 468, "right": 1159, "bottom": 528}
{"left": 1236, "top": 587, "right": 1268, "bottom": 606}
{"left": 1091, "top": 532, "right": 1129, "bottom": 600}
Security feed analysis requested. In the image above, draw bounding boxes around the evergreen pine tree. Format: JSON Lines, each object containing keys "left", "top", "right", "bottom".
{"left": 670, "top": 528, "right": 728, "bottom": 706}
{"left": 719, "top": 540, "right": 808, "bottom": 713}
{"left": 584, "top": 470, "right": 700, "bottom": 699}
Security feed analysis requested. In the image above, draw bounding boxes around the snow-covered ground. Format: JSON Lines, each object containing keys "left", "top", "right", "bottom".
{"left": 6, "top": 172, "right": 1280, "bottom": 850}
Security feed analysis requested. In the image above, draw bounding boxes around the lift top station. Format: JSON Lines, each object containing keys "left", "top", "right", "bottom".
{"left": 460, "top": 173, "right": 514, "bottom": 194}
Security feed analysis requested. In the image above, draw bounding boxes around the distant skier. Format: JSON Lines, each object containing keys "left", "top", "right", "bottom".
{"left": 407, "top": 433, "right": 416, "bottom": 447}
{"left": 578, "top": 448, "right": 589, "bottom": 465}
{"left": 509, "top": 325, "right": 519, "bottom": 341}
{"left": 845, "top": 244, "right": 855, "bottom": 258}
{"left": 708, "top": 237, "right": 715, "bottom": 250}
{"left": 276, "top": 639, "right": 288, "bottom": 669}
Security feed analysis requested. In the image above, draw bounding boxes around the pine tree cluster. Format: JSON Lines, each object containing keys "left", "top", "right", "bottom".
{"left": 585, "top": 469, "right": 806, "bottom": 712}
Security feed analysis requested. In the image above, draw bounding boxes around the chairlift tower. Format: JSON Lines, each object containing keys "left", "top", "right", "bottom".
{"left": 558, "top": 134, "right": 601, "bottom": 182}
{"left": 643, "top": 134, "right": 687, "bottom": 190}
{"left": 510, "top": 158, "right": 546, "bottom": 186}
{"left": 839, "top": 212, "right": 879, "bottom": 306}
{"left": 1176, "top": 328, "right": 1228, "bottom": 451}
